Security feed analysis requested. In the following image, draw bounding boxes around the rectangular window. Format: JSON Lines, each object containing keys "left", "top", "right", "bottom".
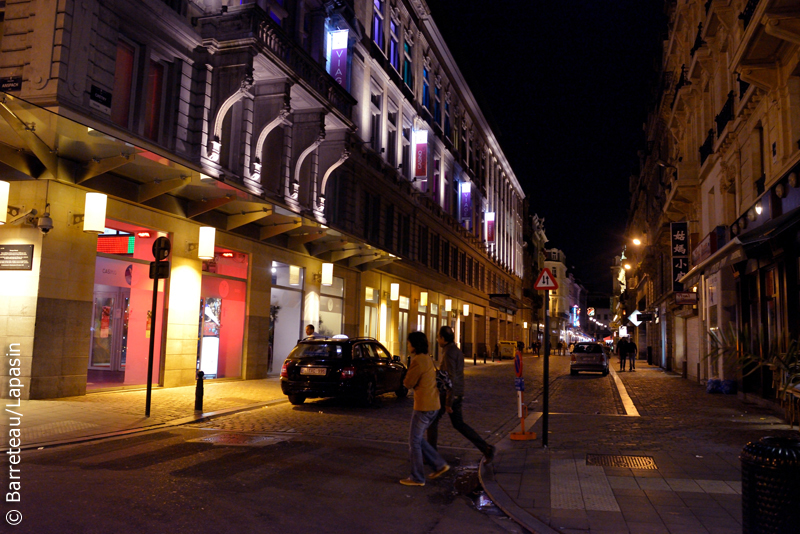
{"left": 422, "top": 68, "right": 430, "bottom": 109}
{"left": 433, "top": 85, "right": 441, "bottom": 126}
{"left": 389, "top": 21, "right": 400, "bottom": 70}
{"left": 372, "top": 0, "right": 384, "bottom": 49}
{"left": 364, "top": 192, "right": 380, "bottom": 241}
{"left": 432, "top": 157, "right": 440, "bottom": 201}
{"left": 444, "top": 101, "right": 451, "bottom": 139}
{"left": 400, "top": 214, "right": 411, "bottom": 257}
{"left": 418, "top": 226, "right": 428, "bottom": 265}
{"left": 432, "top": 234, "right": 440, "bottom": 270}
{"left": 111, "top": 41, "right": 136, "bottom": 128}
{"left": 144, "top": 60, "right": 165, "bottom": 142}
{"left": 402, "top": 124, "right": 411, "bottom": 179}
{"left": 442, "top": 240, "right": 450, "bottom": 274}
{"left": 403, "top": 42, "right": 413, "bottom": 87}
{"left": 387, "top": 109, "right": 398, "bottom": 167}
{"left": 383, "top": 204, "right": 394, "bottom": 250}
{"left": 443, "top": 171, "right": 450, "bottom": 213}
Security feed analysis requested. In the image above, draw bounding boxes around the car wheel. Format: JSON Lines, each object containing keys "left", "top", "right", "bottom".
{"left": 395, "top": 385, "right": 408, "bottom": 398}
{"left": 570, "top": 369, "right": 578, "bottom": 376}
{"left": 362, "top": 380, "right": 376, "bottom": 406}
{"left": 288, "top": 394, "right": 306, "bottom": 405}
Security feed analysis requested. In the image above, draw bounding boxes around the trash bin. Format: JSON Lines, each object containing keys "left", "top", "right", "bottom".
{"left": 740, "top": 436, "right": 800, "bottom": 534}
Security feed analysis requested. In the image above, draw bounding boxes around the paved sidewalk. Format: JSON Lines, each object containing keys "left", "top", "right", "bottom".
{"left": 1, "top": 378, "right": 285, "bottom": 450}
{"left": 481, "top": 363, "right": 800, "bottom": 534}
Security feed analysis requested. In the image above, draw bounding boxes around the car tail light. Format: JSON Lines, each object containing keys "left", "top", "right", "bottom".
{"left": 570, "top": 354, "right": 577, "bottom": 363}
{"left": 280, "top": 361, "right": 288, "bottom": 378}
{"left": 341, "top": 366, "right": 355, "bottom": 379}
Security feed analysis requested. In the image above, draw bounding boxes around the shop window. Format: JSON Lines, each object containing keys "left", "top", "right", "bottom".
{"left": 89, "top": 222, "right": 169, "bottom": 390}
{"left": 199, "top": 248, "right": 249, "bottom": 380}
{"left": 270, "top": 261, "right": 305, "bottom": 375}
{"left": 319, "top": 276, "right": 344, "bottom": 338}
{"left": 364, "top": 285, "right": 379, "bottom": 338}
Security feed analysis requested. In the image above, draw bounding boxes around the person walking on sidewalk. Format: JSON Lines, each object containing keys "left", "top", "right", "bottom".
{"left": 427, "top": 326, "right": 495, "bottom": 463}
{"left": 627, "top": 336, "right": 637, "bottom": 371}
{"left": 617, "top": 336, "right": 628, "bottom": 372}
{"left": 400, "top": 331, "right": 449, "bottom": 487}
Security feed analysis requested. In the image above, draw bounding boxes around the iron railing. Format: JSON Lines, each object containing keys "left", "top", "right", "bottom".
{"left": 199, "top": 5, "right": 355, "bottom": 118}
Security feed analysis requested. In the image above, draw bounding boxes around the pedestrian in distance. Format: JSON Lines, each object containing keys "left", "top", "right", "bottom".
{"left": 400, "top": 331, "right": 449, "bottom": 487}
{"left": 617, "top": 337, "right": 628, "bottom": 372}
{"left": 427, "top": 326, "right": 495, "bottom": 463}
{"left": 627, "top": 336, "right": 637, "bottom": 371}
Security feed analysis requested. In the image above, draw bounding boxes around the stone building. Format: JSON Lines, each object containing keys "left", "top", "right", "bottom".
{"left": 0, "top": 0, "right": 529, "bottom": 398}
{"left": 625, "top": 0, "right": 800, "bottom": 405}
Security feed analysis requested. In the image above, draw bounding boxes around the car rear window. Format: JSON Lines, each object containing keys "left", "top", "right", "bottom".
{"left": 574, "top": 344, "right": 602, "bottom": 353}
{"left": 289, "top": 343, "right": 343, "bottom": 359}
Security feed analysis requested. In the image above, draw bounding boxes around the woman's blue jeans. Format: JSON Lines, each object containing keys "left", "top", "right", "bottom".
{"left": 409, "top": 409, "right": 447, "bottom": 483}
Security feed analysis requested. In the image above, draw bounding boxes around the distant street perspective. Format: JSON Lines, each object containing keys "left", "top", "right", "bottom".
{"left": 3, "top": 0, "right": 800, "bottom": 533}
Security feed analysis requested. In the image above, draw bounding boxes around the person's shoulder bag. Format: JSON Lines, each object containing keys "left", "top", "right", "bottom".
{"left": 432, "top": 360, "right": 452, "bottom": 393}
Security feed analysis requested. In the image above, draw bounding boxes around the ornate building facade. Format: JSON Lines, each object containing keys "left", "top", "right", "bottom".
{"left": 0, "top": 0, "right": 529, "bottom": 398}
{"left": 625, "top": 0, "right": 800, "bottom": 403}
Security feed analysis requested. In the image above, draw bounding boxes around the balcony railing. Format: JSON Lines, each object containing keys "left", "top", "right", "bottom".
{"left": 690, "top": 23, "right": 706, "bottom": 56}
{"left": 715, "top": 91, "right": 735, "bottom": 135}
{"left": 739, "top": 0, "right": 760, "bottom": 30}
{"left": 199, "top": 5, "right": 355, "bottom": 118}
{"left": 700, "top": 129, "right": 715, "bottom": 165}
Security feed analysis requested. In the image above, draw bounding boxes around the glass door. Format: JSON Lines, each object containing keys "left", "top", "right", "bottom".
{"left": 89, "top": 288, "right": 131, "bottom": 381}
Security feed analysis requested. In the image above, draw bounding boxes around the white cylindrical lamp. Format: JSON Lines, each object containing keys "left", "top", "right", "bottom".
{"left": 321, "top": 262, "right": 334, "bottom": 286}
{"left": 0, "top": 180, "right": 9, "bottom": 224}
{"left": 83, "top": 192, "right": 108, "bottom": 233}
{"left": 198, "top": 226, "right": 216, "bottom": 260}
{"left": 390, "top": 283, "right": 399, "bottom": 301}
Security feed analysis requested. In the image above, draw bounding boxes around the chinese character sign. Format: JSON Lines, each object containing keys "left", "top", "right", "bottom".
{"left": 671, "top": 221, "right": 689, "bottom": 292}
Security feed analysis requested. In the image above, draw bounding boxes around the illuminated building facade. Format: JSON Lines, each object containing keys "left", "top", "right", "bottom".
{"left": 0, "top": 0, "right": 527, "bottom": 398}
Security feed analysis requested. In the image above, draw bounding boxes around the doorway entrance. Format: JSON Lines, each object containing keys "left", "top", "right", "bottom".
{"left": 89, "top": 288, "right": 130, "bottom": 383}
{"left": 269, "top": 262, "right": 304, "bottom": 375}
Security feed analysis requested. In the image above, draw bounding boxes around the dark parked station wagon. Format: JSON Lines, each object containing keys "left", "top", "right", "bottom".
{"left": 280, "top": 337, "right": 408, "bottom": 406}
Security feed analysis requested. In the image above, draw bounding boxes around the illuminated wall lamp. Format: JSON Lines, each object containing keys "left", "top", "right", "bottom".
{"left": 0, "top": 180, "right": 9, "bottom": 224}
{"left": 390, "top": 283, "right": 399, "bottom": 301}
{"left": 420, "top": 291, "right": 428, "bottom": 307}
{"left": 82, "top": 192, "right": 108, "bottom": 233}
{"left": 524, "top": 321, "right": 528, "bottom": 329}
{"left": 321, "top": 262, "right": 334, "bottom": 286}
{"left": 197, "top": 226, "right": 216, "bottom": 260}
{"left": 445, "top": 299, "right": 452, "bottom": 312}
{"left": 755, "top": 203, "right": 763, "bottom": 215}
{"left": 463, "top": 304, "right": 469, "bottom": 317}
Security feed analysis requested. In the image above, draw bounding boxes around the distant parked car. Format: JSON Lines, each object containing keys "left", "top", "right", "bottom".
{"left": 569, "top": 342, "right": 610, "bottom": 376}
{"left": 280, "top": 337, "right": 408, "bottom": 406}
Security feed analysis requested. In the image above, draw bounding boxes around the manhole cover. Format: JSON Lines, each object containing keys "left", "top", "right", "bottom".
{"left": 586, "top": 454, "right": 657, "bottom": 469}
{"left": 188, "top": 433, "right": 290, "bottom": 447}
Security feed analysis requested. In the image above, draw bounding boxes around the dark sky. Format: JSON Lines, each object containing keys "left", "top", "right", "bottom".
{"left": 425, "top": 1, "right": 665, "bottom": 293}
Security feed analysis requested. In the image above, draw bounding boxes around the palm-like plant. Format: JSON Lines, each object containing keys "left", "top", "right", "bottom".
{"left": 707, "top": 323, "right": 800, "bottom": 395}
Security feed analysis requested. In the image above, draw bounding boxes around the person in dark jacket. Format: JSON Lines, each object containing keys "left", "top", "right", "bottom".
{"left": 617, "top": 337, "right": 628, "bottom": 372}
{"left": 426, "top": 326, "right": 495, "bottom": 462}
{"left": 627, "top": 337, "right": 637, "bottom": 371}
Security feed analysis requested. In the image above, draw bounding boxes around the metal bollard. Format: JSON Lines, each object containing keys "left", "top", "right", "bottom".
{"left": 483, "top": 352, "right": 486, "bottom": 364}
{"left": 473, "top": 353, "right": 476, "bottom": 366}
{"left": 195, "top": 371, "right": 204, "bottom": 412}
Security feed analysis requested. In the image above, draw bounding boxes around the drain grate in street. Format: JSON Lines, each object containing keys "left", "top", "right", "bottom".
{"left": 188, "top": 433, "right": 290, "bottom": 447}
{"left": 586, "top": 454, "right": 657, "bottom": 470}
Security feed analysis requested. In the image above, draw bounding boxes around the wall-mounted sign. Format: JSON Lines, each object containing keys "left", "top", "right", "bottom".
{"left": 89, "top": 85, "right": 112, "bottom": 115}
{"left": 0, "top": 76, "right": 22, "bottom": 92}
{"left": 671, "top": 221, "right": 689, "bottom": 292}
{"left": 0, "top": 244, "right": 33, "bottom": 270}
{"left": 674, "top": 291, "right": 698, "bottom": 305}
{"left": 485, "top": 212, "right": 495, "bottom": 244}
{"left": 326, "top": 29, "right": 349, "bottom": 87}
{"left": 587, "top": 307, "right": 595, "bottom": 317}
{"left": 459, "top": 181, "right": 472, "bottom": 221}
{"left": 413, "top": 130, "right": 428, "bottom": 177}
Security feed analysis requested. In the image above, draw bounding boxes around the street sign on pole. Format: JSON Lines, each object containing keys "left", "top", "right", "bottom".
{"left": 534, "top": 268, "right": 558, "bottom": 291}
{"left": 146, "top": 237, "right": 171, "bottom": 417}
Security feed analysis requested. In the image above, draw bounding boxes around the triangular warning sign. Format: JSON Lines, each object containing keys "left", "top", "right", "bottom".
{"left": 534, "top": 268, "right": 558, "bottom": 290}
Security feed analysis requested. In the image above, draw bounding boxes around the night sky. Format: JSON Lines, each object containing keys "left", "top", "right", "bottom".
{"left": 426, "top": 0, "right": 666, "bottom": 294}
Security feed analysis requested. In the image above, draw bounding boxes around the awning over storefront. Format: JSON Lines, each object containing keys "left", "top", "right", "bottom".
{"left": 737, "top": 205, "right": 800, "bottom": 249}
{"left": 679, "top": 238, "right": 745, "bottom": 289}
